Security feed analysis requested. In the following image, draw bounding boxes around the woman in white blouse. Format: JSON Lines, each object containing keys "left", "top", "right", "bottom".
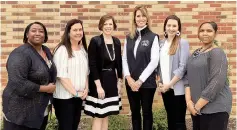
{"left": 53, "top": 19, "right": 89, "bottom": 130}
{"left": 122, "top": 5, "right": 159, "bottom": 130}
{"left": 158, "top": 15, "right": 189, "bottom": 130}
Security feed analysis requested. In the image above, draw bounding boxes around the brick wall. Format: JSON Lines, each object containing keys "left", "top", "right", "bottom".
{"left": 1, "top": 1, "right": 236, "bottom": 115}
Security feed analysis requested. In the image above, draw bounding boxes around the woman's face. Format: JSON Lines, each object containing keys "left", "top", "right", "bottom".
{"left": 69, "top": 23, "right": 83, "bottom": 43}
{"left": 165, "top": 19, "right": 179, "bottom": 37}
{"left": 135, "top": 10, "right": 147, "bottom": 28}
{"left": 27, "top": 24, "right": 45, "bottom": 45}
{"left": 102, "top": 19, "right": 114, "bottom": 35}
{"left": 198, "top": 23, "right": 216, "bottom": 44}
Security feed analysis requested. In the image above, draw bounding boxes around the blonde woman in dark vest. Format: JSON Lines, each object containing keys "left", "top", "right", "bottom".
{"left": 122, "top": 5, "right": 159, "bottom": 130}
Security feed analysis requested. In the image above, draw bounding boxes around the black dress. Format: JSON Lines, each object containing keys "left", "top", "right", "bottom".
{"left": 84, "top": 43, "right": 122, "bottom": 118}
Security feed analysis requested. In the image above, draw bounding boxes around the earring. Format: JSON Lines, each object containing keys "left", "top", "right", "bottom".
{"left": 176, "top": 31, "right": 180, "bottom": 36}
{"left": 164, "top": 31, "right": 167, "bottom": 37}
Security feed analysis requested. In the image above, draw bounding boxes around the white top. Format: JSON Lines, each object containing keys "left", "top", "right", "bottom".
{"left": 160, "top": 40, "right": 173, "bottom": 88}
{"left": 53, "top": 45, "right": 89, "bottom": 99}
{"left": 122, "top": 27, "right": 160, "bottom": 82}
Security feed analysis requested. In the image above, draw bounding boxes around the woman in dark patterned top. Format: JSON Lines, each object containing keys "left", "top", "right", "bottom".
{"left": 185, "top": 21, "right": 232, "bottom": 130}
{"left": 2, "top": 22, "right": 57, "bottom": 130}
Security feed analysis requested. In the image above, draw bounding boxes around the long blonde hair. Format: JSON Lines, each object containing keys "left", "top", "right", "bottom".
{"left": 130, "top": 5, "right": 151, "bottom": 39}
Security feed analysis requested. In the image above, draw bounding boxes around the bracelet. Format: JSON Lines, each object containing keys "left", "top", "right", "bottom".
{"left": 74, "top": 91, "right": 78, "bottom": 98}
{"left": 194, "top": 105, "right": 202, "bottom": 115}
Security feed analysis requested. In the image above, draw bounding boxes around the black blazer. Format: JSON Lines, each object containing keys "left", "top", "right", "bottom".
{"left": 2, "top": 43, "right": 57, "bottom": 129}
{"left": 88, "top": 34, "right": 122, "bottom": 90}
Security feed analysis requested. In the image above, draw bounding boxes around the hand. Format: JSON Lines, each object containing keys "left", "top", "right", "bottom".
{"left": 187, "top": 101, "right": 197, "bottom": 116}
{"left": 81, "top": 87, "right": 88, "bottom": 100}
{"left": 126, "top": 76, "right": 138, "bottom": 92}
{"left": 117, "top": 80, "right": 123, "bottom": 95}
{"left": 134, "top": 79, "right": 143, "bottom": 90}
{"left": 45, "top": 83, "right": 56, "bottom": 93}
{"left": 160, "top": 84, "right": 171, "bottom": 93}
{"left": 97, "top": 86, "right": 105, "bottom": 99}
{"left": 157, "top": 83, "right": 163, "bottom": 93}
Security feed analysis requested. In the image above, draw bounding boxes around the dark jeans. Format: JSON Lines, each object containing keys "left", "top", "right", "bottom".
{"left": 161, "top": 89, "right": 187, "bottom": 130}
{"left": 191, "top": 112, "right": 229, "bottom": 130}
{"left": 126, "top": 85, "right": 156, "bottom": 130}
{"left": 3, "top": 116, "right": 48, "bottom": 130}
{"left": 53, "top": 98, "right": 83, "bottom": 130}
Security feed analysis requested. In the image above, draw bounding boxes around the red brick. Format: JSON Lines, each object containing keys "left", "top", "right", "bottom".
{"left": 1, "top": 44, "right": 12, "bottom": 47}
{"left": 187, "top": 4, "right": 198, "bottom": 8}
{"left": 193, "top": 15, "right": 203, "bottom": 19}
{"left": 42, "top": 9, "right": 54, "bottom": 12}
{"left": 153, "top": 12, "right": 164, "bottom": 15}
{"left": 89, "top": 9, "right": 100, "bottom": 12}
{"left": 170, "top": 8, "right": 181, "bottom": 12}
{"left": 210, "top": 4, "right": 221, "bottom": 7}
{"left": 72, "top": 13, "right": 83, "bottom": 16}
{"left": 42, "top": 1, "right": 59, "bottom": 4}
{"left": 187, "top": 35, "right": 197, "bottom": 38}
{"left": 169, "top": 1, "right": 180, "bottom": 4}
{"left": 72, "top": 5, "right": 83, "bottom": 8}
{"left": 1, "top": 16, "right": 6, "bottom": 20}
{"left": 78, "top": 16, "right": 89, "bottom": 20}
{"left": 89, "top": 1, "right": 100, "bottom": 4}
{"left": 181, "top": 8, "right": 192, "bottom": 11}
{"left": 226, "top": 23, "right": 236, "bottom": 26}
{"left": 6, "top": 1, "right": 18, "bottom": 4}
{"left": 226, "top": 31, "right": 236, "bottom": 34}
{"left": 12, "top": 5, "right": 36, "bottom": 8}
{"left": 78, "top": 8, "right": 88, "bottom": 12}
{"left": 204, "top": 15, "right": 216, "bottom": 19}
{"left": 221, "top": 27, "right": 232, "bottom": 30}
{"left": 66, "top": 1, "right": 77, "bottom": 4}
{"left": 89, "top": 16, "right": 100, "bottom": 20}
{"left": 60, "top": 5, "right": 71, "bottom": 8}
{"left": 118, "top": 5, "right": 129, "bottom": 8}
{"left": 13, "top": 20, "right": 24, "bottom": 24}
{"left": 13, "top": 28, "right": 24, "bottom": 31}
{"left": 1, "top": 8, "right": 6, "bottom": 12}
{"left": 216, "top": 15, "right": 227, "bottom": 19}
{"left": 124, "top": 1, "right": 134, "bottom": 4}
{"left": 124, "top": 8, "right": 133, "bottom": 12}
{"left": 210, "top": 12, "right": 221, "bottom": 15}
{"left": 199, "top": 12, "right": 210, "bottom": 15}
{"left": 31, "top": 9, "right": 42, "bottom": 12}
{"left": 61, "top": 13, "right": 71, "bottom": 16}
{"left": 95, "top": 5, "right": 105, "bottom": 8}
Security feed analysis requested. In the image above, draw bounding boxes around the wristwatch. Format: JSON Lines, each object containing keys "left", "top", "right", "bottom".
{"left": 194, "top": 106, "right": 202, "bottom": 115}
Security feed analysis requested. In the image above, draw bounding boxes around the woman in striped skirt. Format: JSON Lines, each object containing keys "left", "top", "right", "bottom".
{"left": 84, "top": 15, "right": 123, "bottom": 130}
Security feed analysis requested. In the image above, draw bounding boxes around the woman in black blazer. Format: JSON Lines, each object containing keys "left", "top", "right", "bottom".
{"left": 2, "top": 22, "right": 57, "bottom": 130}
{"left": 84, "top": 15, "right": 122, "bottom": 130}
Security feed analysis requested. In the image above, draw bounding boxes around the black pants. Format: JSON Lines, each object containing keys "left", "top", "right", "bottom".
{"left": 191, "top": 112, "right": 229, "bottom": 130}
{"left": 161, "top": 89, "right": 187, "bottom": 130}
{"left": 3, "top": 116, "right": 48, "bottom": 130}
{"left": 126, "top": 85, "right": 156, "bottom": 130}
{"left": 53, "top": 98, "right": 83, "bottom": 130}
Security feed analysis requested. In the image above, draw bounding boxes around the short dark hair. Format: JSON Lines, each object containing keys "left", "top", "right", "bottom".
{"left": 23, "top": 21, "right": 48, "bottom": 43}
{"left": 54, "top": 19, "right": 87, "bottom": 58}
{"left": 98, "top": 15, "right": 117, "bottom": 31}
{"left": 198, "top": 21, "right": 218, "bottom": 33}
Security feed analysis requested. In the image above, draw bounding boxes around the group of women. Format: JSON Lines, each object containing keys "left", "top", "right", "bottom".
{"left": 2, "top": 5, "right": 232, "bottom": 130}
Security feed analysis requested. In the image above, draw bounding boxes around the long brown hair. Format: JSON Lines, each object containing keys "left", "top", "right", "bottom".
{"left": 54, "top": 19, "right": 87, "bottom": 58}
{"left": 163, "top": 15, "right": 181, "bottom": 55}
{"left": 130, "top": 5, "right": 151, "bottom": 39}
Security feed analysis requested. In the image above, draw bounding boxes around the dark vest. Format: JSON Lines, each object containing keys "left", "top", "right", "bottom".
{"left": 126, "top": 27, "right": 158, "bottom": 88}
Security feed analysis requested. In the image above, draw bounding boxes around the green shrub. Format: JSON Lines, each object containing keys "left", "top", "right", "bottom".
{"left": 108, "top": 115, "right": 130, "bottom": 130}
{"left": 153, "top": 107, "right": 168, "bottom": 130}
{"left": 46, "top": 114, "right": 59, "bottom": 130}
